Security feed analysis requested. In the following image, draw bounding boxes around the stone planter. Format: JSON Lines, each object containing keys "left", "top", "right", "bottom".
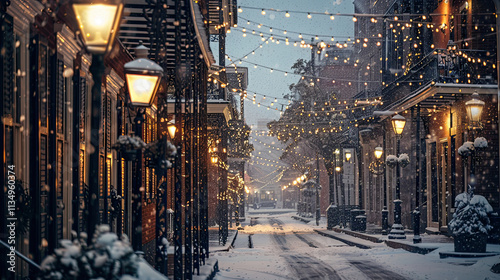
{"left": 454, "top": 234, "right": 487, "bottom": 253}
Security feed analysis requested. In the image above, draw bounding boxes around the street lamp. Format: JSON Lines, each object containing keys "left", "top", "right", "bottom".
{"left": 72, "top": 0, "right": 124, "bottom": 54}
{"left": 374, "top": 147, "right": 383, "bottom": 160}
{"left": 167, "top": 120, "right": 177, "bottom": 140}
{"left": 389, "top": 114, "right": 406, "bottom": 239}
{"left": 125, "top": 43, "right": 163, "bottom": 107}
{"left": 345, "top": 151, "right": 352, "bottom": 162}
{"left": 465, "top": 92, "right": 485, "bottom": 188}
{"left": 372, "top": 146, "right": 388, "bottom": 234}
{"left": 124, "top": 43, "right": 163, "bottom": 252}
{"left": 72, "top": 0, "right": 124, "bottom": 243}
{"left": 465, "top": 92, "right": 485, "bottom": 130}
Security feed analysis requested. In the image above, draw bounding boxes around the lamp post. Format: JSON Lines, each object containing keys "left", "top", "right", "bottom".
{"left": 72, "top": 0, "right": 123, "bottom": 243}
{"left": 389, "top": 114, "right": 407, "bottom": 239}
{"left": 335, "top": 164, "right": 345, "bottom": 227}
{"left": 124, "top": 42, "right": 163, "bottom": 252}
{"left": 465, "top": 92, "right": 485, "bottom": 188}
{"left": 371, "top": 146, "right": 388, "bottom": 234}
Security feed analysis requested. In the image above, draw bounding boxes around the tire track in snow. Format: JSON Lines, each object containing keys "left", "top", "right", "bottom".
{"left": 349, "top": 260, "right": 407, "bottom": 279}
{"left": 269, "top": 218, "right": 341, "bottom": 280}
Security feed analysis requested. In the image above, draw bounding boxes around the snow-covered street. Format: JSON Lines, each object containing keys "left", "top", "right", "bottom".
{"left": 213, "top": 214, "right": 500, "bottom": 280}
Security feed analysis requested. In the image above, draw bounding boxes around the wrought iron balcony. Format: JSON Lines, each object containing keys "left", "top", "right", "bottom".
{"left": 381, "top": 49, "right": 497, "bottom": 109}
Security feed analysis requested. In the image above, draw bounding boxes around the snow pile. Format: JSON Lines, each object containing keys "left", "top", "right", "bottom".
{"left": 448, "top": 190, "right": 493, "bottom": 236}
{"left": 398, "top": 153, "right": 410, "bottom": 167}
{"left": 474, "top": 137, "right": 488, "bottom": 149}
{"left": 113, "top": 135, "right": 147, "bottom": 150}
{"left": 385, "top": 155, "right": 398, "bottom": 168}
{"left": 458, "top": 141, "right": 474, "bottom": 157}
{"left": 39, "top": 225, "right": 169, "bottom": 280}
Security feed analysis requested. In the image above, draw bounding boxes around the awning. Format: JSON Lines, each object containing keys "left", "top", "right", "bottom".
{"left": 190, "top": 0, "right": 216, "bottom": 67}
{"left": 385, "top": 82, "right": 497, "bottom": 115}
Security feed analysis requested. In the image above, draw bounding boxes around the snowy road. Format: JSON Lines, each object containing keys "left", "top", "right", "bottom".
{"left": 212, "top": 214, "right": 500, "bottom": 280}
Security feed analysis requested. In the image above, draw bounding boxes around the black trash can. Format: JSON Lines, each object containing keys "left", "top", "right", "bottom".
{"left": 326, "top": 203, "right": 339, "bottom": 230}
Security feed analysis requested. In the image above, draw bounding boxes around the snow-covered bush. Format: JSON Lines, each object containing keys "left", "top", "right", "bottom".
{"left": 448, "top": 188, "right": 493, "bottom": 237}
{"left": 385, "top": 155, "right": 398, "bottom": 168}
{"left": 458, "top": 141, "right": 474, "bottom": 157}
{"left": 474, "top": 137, "right": 488, "bottom": 149}
{"left": 39, "top": 225, "right": 169, "bottom": 280}
{"left": 398, "top": 153, "right": 410, "bottom": 168}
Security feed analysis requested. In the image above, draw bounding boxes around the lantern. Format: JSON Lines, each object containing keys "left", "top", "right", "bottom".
{"left": 72, "top": 0, "right": 124, "bottom": 54}
{"left": 391, "top": 114, "right": 406, "bottom": 136}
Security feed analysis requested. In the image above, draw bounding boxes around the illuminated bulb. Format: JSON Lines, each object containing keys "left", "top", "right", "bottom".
{"left": 238, "top": 7, "right": 242, "bottom": 13}
{"left": 352, "top": 16, "right": 357, "bottom": 22}
{"left": 261, "top": 9, "right": 265, "bottom": 15}
{"left": 307, "top": 13, "right": 312, "bottom": 19}
{"left": 285, "top": 11, "right": 290, "bottom": 17}
{"left": 330, "top": 15, "right": 334, "bottom": 20}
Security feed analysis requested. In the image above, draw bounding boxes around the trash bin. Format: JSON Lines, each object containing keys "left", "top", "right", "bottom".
{"left": 326, "top": 203, "right": 339, "bottom": 230}
{"left": 355, "top": 214, "right": 367, "bottom": 232}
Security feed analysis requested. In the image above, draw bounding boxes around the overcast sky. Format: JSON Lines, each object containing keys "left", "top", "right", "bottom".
{"left": 214, "top": 0, "right": 354, "bottom": 127}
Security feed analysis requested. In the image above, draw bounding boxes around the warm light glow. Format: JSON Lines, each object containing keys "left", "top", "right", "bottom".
{"left": 465, "top": 92, "right": 485, "bottom": 126}
{"left": 73, "top": 3, "right": 123, "bottom": 54}
{"left": 126, "top": 74, "right": 159, "bottom": 106}
{"left": 167, "top": 120, "right": 176, "bottom": 139}
{"left": 345, "top": 152, "right": 352, "bottom": 162}
{"left": 391, "top": 114, "right": 406, "bottom": 136}
{"left": 335, "top": 166, "right": 341, "bottom": 172}
{"left": 374, "top": 147, "right": 383, "bottom": 159}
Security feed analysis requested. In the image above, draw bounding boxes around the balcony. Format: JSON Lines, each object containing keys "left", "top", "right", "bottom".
{"left": 381, "top": 49, "right": 497, "bottom": 112}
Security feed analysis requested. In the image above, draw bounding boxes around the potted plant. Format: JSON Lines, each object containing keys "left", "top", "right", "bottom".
{"left": 385, "top": 155, "right": 398, "bottom": 168}
{"left": 448, "top": 186, "right": 493, "bottom": 253}
{"left": 112, "top": 135, "right": 147, "bottom": 161}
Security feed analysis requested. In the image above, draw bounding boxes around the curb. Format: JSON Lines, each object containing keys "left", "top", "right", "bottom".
{"left": 314, "top": 229, "right": 371, "bottom": 249}
{"left": 329, "top": 227, "right": 383, "bottom": 243}
{"left": 384, "top": 239, "right": 438, "bottom": 255}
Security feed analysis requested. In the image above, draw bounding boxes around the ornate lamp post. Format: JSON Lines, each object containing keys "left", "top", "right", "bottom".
{"left": 389, "top": 114, "right": 407, "bottom": 239}
{"left": 370, "top": 146, "right": 388, "bottom": 233}
{"left": 72, "top": 0, "right": 124, "bottom": 242}
{"left": 124, "top": 42, "right": 163, "bottom": 252}
{"left": 465, "top": 92, "right": 485, "bottom": 187}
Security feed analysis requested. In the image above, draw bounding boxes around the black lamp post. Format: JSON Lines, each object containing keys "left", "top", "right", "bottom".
{"left": 370, "top": 146, "right": 388, "bottom": 234}
{"left": 388, "top": 114, "right": 407, "bottom": 239}
{"left": 124, "top": 42, "right": 163, "bottom": 252}
{"left": 72, "top": 0, "right": 124, "bottom": 243}
{"left": 465, "top": 92, "right": 485, "bottom": 188}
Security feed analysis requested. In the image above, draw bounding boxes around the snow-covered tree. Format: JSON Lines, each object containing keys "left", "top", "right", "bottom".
{"left": 448, "top": 186, "right": 493, "bottom": 252}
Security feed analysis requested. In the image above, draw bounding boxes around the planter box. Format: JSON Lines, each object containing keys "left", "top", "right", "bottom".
{"left": 454, "top": 234, "right": 487, "bottom": 253}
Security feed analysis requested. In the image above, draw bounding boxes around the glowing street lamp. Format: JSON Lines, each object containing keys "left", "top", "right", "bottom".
{"left": 125, "top": 43, "right": 163, "bottom": 107}
{"left": 374, "top": 147, "right": 383, "bottom": 160}
{"left": 72, "top": 0, "right": 123, "bottom": 244}
{"left": 345, "top": 151, "right": 352, "bottom": 162}
{"left": 72, "top": 0, "right": 124, "bottom": 54}
{"left": 391, "top": 114, "right": 406, "bottom": 136}
{"left": 389, "top": 114, "right": 406, "bottom": 239}
{"left": 167, "top": 120, "right": 177, "bottom": 140}
{"left": 465, "top": 92, "right": 485, "bottom": 129}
